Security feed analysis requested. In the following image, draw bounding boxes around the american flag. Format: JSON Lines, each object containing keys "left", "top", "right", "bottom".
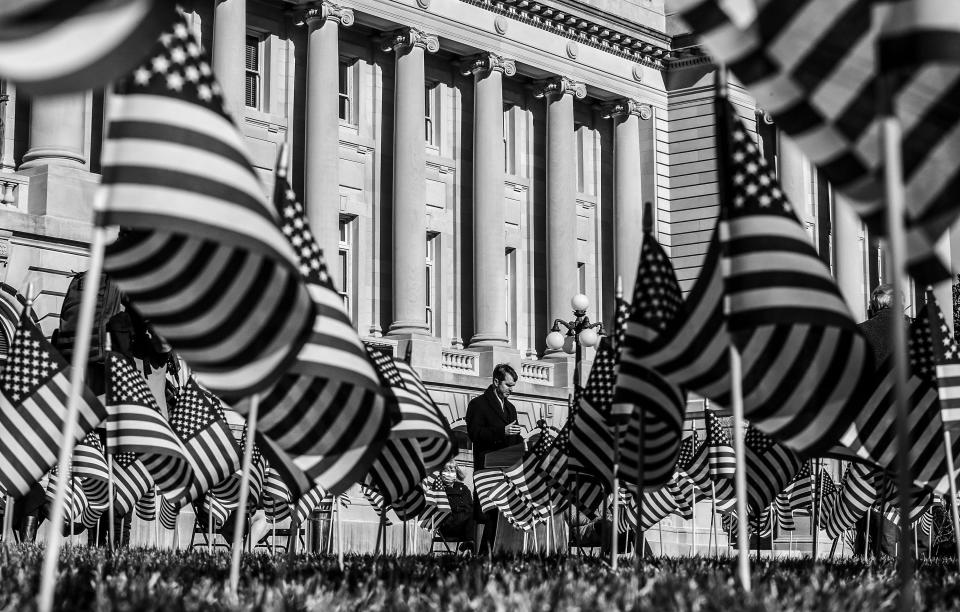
{"left": 211, "top": 426, "right": 266, "bottom": 511}
{"left": 158, "top": 494, "right": 182, "bottom": 530}
{"left": 98, "top": 13, "right": 315, "bottom": 398}
{"left": 359, "top": 485, "right": 390, "bottom": 524}
{"left": 775, "top": 461, "right": 814, "bottom": 524}
{"left": 676, "top": 435, "right": 736, "bottom": 513}
{"left": 168, "top": 376, "right": 240, "bottom": 503}
{"left": 0, "top": 0, "right": 175, "bottom": 95}
{"left": 473, "top": 468, "right": 536, "bottom": 530}
{"left": 393, "top": 486, "right": 428, "bottom": 521}
{"left": 136, "top": 487, "right": 156, "bottom": 522}
{"left": 836, "top": 299, "right": 960, "bottom": 493}
{"left": 669, "top": 476, "right": 694, "bottom": 521}
{"left": 617, "top": 486, "right": 678, "bottom": 533}
{"left": 363, "top": 347, "right": 453, "bottom": 503}
{"left": 569, "top": 341, "right": 615, "bottom": 482}
{"left": 676, "top": 0, "right": 960, "bottom": 282}
{"left": 0, "top": 311, "right": 106, "bottom": 497}
{"left": 816, "top": 470, "right": 839, "bottom": 530}
{"left": 512, "top": 431, "right": 570, "bottom": 516}
{"left": 238, "top": 157, "right": 394, "bottom": 496}
{"left": 111, "top": 451, "right": 153, "bottom": 517}
{"left": 877, "top": 476, "right": 936, "bottom": 527}
{"left": 200, "top": 492, "right": 229, "bottom": 531}
{"left": 825, "top": 462, "right": 882, "bottom": 540}
{"left": 105, "top": 351, "right": 193, "bottom": 502}
{"left": 716, "top": 98, "right": 877, "bottom": 455}
{"left": 263, "top": 496, "right": 292, "bottom": 523}
{"left": 421, "top": 482, "right": 452, "bottom": 528}
{"left": 925, "top": 292, "right": 960, "bottom": 431}
{"left": 743, "top": 423, "right": 803, "bottom": 516}
{"left": 612, "top": 228, "right": 687, "bottom": 486}
{"left": 44, "top": 466, "right": 96, "bottom": 529}
{"left": 705, "top": 410, "right": 736, "bottom": 478}
{"left": 73, "top": 431, "right": 110, "bottom": 484}
{"left": 261, "top": 465, "right": 293, "bottom": 522}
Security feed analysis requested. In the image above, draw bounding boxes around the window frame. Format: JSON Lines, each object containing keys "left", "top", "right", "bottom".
{"left": 337, "top": 215, "right": 355, "bottom": 313}
{"left": 425, "top": 82, "right": 440, "bottom": 149}
{"left": 244, "top": 32, "right": 265, "bottom": 111}
{"left": 338, "top": 58, "right": 357, "bottom": 126}
{"left": 425, "top": 232, "right": 439, "bottom": 335}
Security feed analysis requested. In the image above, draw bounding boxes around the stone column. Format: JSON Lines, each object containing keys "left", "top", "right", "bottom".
{"left": 302, "top": 3, "right": 353, "bottom": 261}
{"left": 535, "top": 77, "right": 586, "bottom": 348}
{"left": 382, "top": 28, "right": 438, "bottom": 337}
{"left": 833, "top": 196, "right": 867, "bottom": 322}
{"left": 777, "top": 132, "right": 808, "bottom": 223}
{"left": 602, "top": 98, "right": 652, "bottom": 299}
{"left": 20, "top": 94, "right": 86, "bottom": 170}
{"left": 212, "top": 0, "right": 246, "bottom": 119}
{"left": 462, "top": 53, "right": 515, "bottom": 346}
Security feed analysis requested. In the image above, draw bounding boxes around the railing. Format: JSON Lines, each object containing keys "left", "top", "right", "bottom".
{"left": 519, "top": 360, "right": 553, "bottom": 385}
{"left": 440, "top": 349, "right": 478, "bottom": 376}
{"left": 0, "top": 175, "right": 26, "bottom": 209}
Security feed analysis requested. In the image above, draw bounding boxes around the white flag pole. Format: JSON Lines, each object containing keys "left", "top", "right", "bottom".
{"left": 37, "top": 222, "right": 107, "bottom": 612}
{"left": 879, "top": 74, "right": 915, "bottom": 610}
{"left": 612, "top": 423, "right": 620, "bottom": 570}
{"left": 336, "top": 500, "right": 343, "bottom": 568}
{"left": 691, "top": 484, "right": 698, "bottom": 556}
{"left": 207, "top": 501, "right": 213, "bottom": 553}
{"left": 229, "top": 394, "right": 259, "bottom": 598}
{"left": 729, "top": 346, "right": 751, "bottom": 592}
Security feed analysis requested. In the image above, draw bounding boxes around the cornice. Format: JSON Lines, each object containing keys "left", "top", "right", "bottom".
{"left": 459, "top": 0, "right": 690, "bottom": 70}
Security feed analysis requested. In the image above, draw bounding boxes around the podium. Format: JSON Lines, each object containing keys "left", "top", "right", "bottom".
{"left": 482, "top": 442, "right": 525, "bottom": 469}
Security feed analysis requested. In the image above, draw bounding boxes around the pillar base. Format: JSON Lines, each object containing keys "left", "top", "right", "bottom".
{"left": 20, "top": 148, "right": 86, "bottom": 171}
{"left": 388, "top": 333, "right": 442, "bottom": 370}
{"left": 18, "top": 164, "right": 99, "bottom": 221}
{"left": 466, "top": 345, "right": 522, "bottom": 380}
{"left": 387, "top": 320, "right": 431, "bottom": 337}
{"left": 468, "top": 332, "right": 510, "bottom": 347}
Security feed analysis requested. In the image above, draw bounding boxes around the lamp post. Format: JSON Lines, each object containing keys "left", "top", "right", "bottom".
{"left": 544, "top": 293, "right": 604, "bottom": 391}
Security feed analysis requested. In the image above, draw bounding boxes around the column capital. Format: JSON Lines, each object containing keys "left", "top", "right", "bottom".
{"left": 297, "top": 2, "right": 354, "bottom": 28}
{"left": 459, "top": 53, "right": 516, "bottom": 78}
{"left": 532, "top": 76, "right": 586, "bottom": 101}
{"left": 600, "top": 98, "right": 652, "bottom": 120}
{"left": 380, "top": 27, "right": 440, "bottom": 54}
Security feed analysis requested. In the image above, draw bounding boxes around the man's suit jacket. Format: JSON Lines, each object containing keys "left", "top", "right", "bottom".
{"left": 466, "top": 385, "right": 522, "bottom": 469}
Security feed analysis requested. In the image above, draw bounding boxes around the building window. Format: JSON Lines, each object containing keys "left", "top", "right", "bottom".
{"left": 425, "top": 233, "right": 439, "bottom": 335}
{"left": 425, "top": 84, "right": 439, "bottom": 147}
{"left": 245, "top": 34, "right": 263, "bottom": 110}
{"left": 338, "top": 216, "right": 354, "bottom": 312}
{"left": 503, "top": 105, "right": 516, "bottom": 175}
{"left": 338, "top": 60, "right": 355, "bottom": 125}
{"left": 505, "top": 248, "right": 516, "bottom": 344}
{"left": 577, "top": 262, "right": 586, "bottom": 296}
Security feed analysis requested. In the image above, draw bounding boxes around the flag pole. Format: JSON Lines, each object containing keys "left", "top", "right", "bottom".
{"left": 336, "top": 499, "right": 343, "bottom": 569}
{"left": 691, "top": 482, "right": 698, "bottom": 556}
{"left": 37, "top": 219, "right": 107, "bottom": 612}
{"left": 943, "top": 430, "right": 960, "bottom": 569}
{"left": 229, "top": 393, "right": 259, "bottom": 598}
{"left": 728, "top": 346, "right": 751, "bottom": 591}
{"left": 3, "top": 495, "right": 13, "bottom": 542}
{"left": 865, "top": 508, "right": 871, "bottom": 558}
{"left": 612, "top": 425, "right": 620, "bottom": 570}
{"left": 710, "top": 481, "right": 718, "bottom": 556}
{"left": 812, "top": 460, "right": 822, "bottom": 560}
{"left": 207, "top": 501, "right": 213, "bottom": 553}
{"left": 879, "top": 73, "right": 915, "bottom": 610}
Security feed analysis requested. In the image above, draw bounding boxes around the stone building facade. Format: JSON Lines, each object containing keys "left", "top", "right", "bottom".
{"left": 1, "top": 0, "right": 955, "bottom": 554}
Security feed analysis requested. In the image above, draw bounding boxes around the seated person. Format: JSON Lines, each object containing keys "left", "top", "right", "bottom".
{"left": 436, "top": 462, "right": 474, "bottom": 545}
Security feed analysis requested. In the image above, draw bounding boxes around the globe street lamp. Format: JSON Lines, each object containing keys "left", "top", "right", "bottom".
{"left": 544, "top": 293, "right": 604, "bottom": 391}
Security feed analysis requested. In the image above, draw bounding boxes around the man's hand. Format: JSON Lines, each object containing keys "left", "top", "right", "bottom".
{"left": 505, "top": 421, "right": 522, "bottom": 436}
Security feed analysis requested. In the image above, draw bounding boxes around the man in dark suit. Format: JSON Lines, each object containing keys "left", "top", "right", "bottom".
{"left": 854, "top": 283, "right": 905, "bottom": 558}
{"left": 466, "top": 363, "right": 522, "bottom": 554}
